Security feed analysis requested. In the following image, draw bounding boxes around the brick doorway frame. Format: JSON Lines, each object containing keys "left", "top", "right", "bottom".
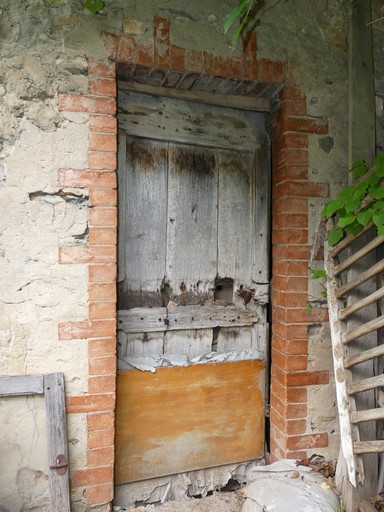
{"left": 57, "top": 16, "right": 331, "bottom": 508}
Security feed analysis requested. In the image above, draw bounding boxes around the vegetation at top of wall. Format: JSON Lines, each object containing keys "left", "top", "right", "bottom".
{"left": 321, "top": 154, "right": 384, "bottom": 246}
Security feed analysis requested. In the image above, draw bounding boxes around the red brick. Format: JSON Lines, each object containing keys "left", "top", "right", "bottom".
{"left": 273, "top": 245, "right": 311, "bottom": 260}
{"left": 273, "top": 213, "right": 308, "bottom": 230}
{"left": 88, "top": 411, "right": 115, "bottom": 430}
{"left": 274, "top": 132, "right": 308, "bottom": 150}
{"left": 229, "top": 56, "right": 244, "bottom": 79}
{"left": 274, "top": 181, "right": 329, "bottom": 199}
{"left": 105, "top": 33, "right": 119, "bottom": 61}
{"left": 87, "top": 446, "right": 114, "bottom": 467}
{"left": 88, "top": 61, "right": 116, "bottom": 79}
{"left": 89, "top": 355, "right": 116, "bottom": 376}
{"left": 287, "top": 370, "right": 329, "bottom": 387}
{"left": 272, "top": 321, "right": 308, "bottom": 341}
{"left": 258, "top": 59, "right": 285, "bottom": 83}
{"left": 89, "top": 301, "right": 116, "bottom": 320}
{"left": 89, "top": 115, "right": 117, "bottom": 134}
{"left": 273, "top": 165, "right": 308, "bottom": 185}
{"left": 89, "top": 264, "right": 117, "bottom": 283}
{"left": 243, "top": 33, "right": 257, "bottom": 80}
{"left": 86, "top": 483, "right": 113, "bottom": 506}
{"left": 280, "top": 85, "right": 306, "bottom": 102}
{"left": 272, "top": 276, "right": 308, "bottom": 293}
{"left": 213, "top": 55, "right": 230, "bottom": 78}
{"left": 89, "top": 227, "right": 117, "bottom": 245}
{"left": 272, "top": 348, "right": 307, "bottom": 371}
{"left": 272, "top": 335, "right": 308, "bottom": 356}
{"left": 273, "top": 148, "right": 308, "bottom": 169}
{"left": 58, "top": 169, "right": 116, "bottom": 189}
{"left": 89, "top": 208, "right": 117, "bottom": 227}
{"left": 187, "top": 49, "right": 203, "bottom": 73}
{"left": 59, "top": 245, "right": 116, "bottom": 264}
{"left": 88, "top": 151, "right": 117, "bottom": 170}
{"left": 89, "top": 188, "right": 117, "bottom": 207}
{"left": 272, "top": 197, "right": 308, "bottom": 214}
{"left": 58, "top": 94, "right": 116, "bottom": 115}
{"left": 271, "top": 290, "right": 308, "bottom": 308}
{"left": 88, "top": 428, "right": 115, "bottom": 449}
{"left": 273, "top": 260, "right": 309, "bottom": 277}
{"left": 272, "top": 229, "right": 308, "bottom": 245}
{"left": 154, "top": 17, "right": 170, "bottom": 68}
{"left": 58, "top": 319, "right": 116, "bottom": 340}
{"left": 280, "top": 100, "right": 307, "bottom": 117}
{"left": 67, "top": 394, "right": 115, "bottom": 414}
{"left": 271, "top": 379, "right": 308, "bottom": 403}
{"left": 277, "top": 117, "right": 329, "bottom": 136}
{"left": 287, "top": 433, "right": 328, "bottom": 451}
{"left": 71, "top": 466, "right": 113, "bottom": 487}
{"left": 117, "top": 36, "right": 136, "bottom": 63}
{"left": 89, "top": 283, "right": 116, "bottom": 302}
{"left": 88, "top": 375, "right": 116, "bottom": 393}
{"left": 170, "top": 45, "right": 186, "bottom": 71}
{"left": 272, "top": 392, "right": 307, "bottom": 419}
{"left": 89, "top": 133, "right": 117, "bottom": 153}
{"left": 89, "top": 78, "right": 116, "bottom": 97}
{"left": 137, "top": 40, "right": 154, "bottom": 67}
{"left": 270, "top": 409, "right": 307, "bottom": 435}
{"left": 88, "top": 338, "right": 116, "bottom": 358}
{"left": 203, "top": 51, "right": 214, "bottom": 75}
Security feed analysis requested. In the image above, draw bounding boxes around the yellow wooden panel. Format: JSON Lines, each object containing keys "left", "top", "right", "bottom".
{"left": 115, "top": 359, "right": 265, "bottom": 484}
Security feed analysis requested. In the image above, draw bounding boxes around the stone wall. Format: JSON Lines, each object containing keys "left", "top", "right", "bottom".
{"left": 1, "top": 0, "right": 382, "bottom": 510}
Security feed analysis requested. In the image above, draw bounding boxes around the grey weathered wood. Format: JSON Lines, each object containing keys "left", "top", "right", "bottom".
{"left": 334, "top": 235, "right": 384, "bottom": 276}
{"left": 358, "top": 499, "right": 379, "bottom": 512}
{"left": 340, "top": 286, "right": 384, "bottom": 320}
{"left": 0, "top": 374, "right": 44, "bottom": 396}
{"left": 117, "top": 130, "right": 127, "bottom": 284}
{"left": 253, "top": 145, "right": 270, "bottom": 285}
{"left": 351, "top": 408, "right": 384, "bottom": 424}
{"left": 118, "top": 90, "right": 265, "bottom": 151}
{"left": 343, "top": 315, "right": 384, "bottom": 344}
{"left": 125, "top": 332, "right": 164, "bottom": 357}
{"left": 336, "top": 259, "right": 384, "bottom": 298}
{"left": 118, "top": 80, "right": 270, "bottom": 113}
{"left": 164, "top": 329, "right": 212, "bottom": 358}
{"left": 345, "top": 344, "right": 384, "bottom": 368}
{"left": 118, "top": 305, "right": 259, "bottom": 333}
{"left": 354, "top": 441, "right": 384, "bottom": 454}
{"left": 349, "top": 374, "right": 384, "bottom": 395}
{"left": 216, "top": 327, "right": 253, "bottom": 352}
{"left": 44, "top": 373, "right": 70, "bottom": 512}
{"left": 166, "top": 143, "right": 218, "bottom": 296}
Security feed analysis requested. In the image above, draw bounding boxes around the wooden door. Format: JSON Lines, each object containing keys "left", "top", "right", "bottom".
{"left": 116, "top": 90, "right": 270, "bottom": 484}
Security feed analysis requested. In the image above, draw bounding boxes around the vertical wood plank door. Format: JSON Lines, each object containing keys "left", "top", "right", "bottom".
{"left": 116, "top": 91, "right": 270, "bottom": 484}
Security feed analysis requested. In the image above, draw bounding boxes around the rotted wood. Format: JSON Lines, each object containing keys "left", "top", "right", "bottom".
{"left": 118, "top": 305, "right": 259, "bottom": 334}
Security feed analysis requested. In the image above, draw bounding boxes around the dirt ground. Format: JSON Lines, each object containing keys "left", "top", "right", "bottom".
{"left": 119, "top": 490, "right": 245, "bottom": 512}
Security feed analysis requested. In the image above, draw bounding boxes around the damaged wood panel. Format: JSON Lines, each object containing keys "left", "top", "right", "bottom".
{"left": 0, "top": 374, "right": 44, "bottom": 396}
{"left": 118, "top": 332, "right": 164, "bottom": 359}
{"left": 118, "top": 305, "right": 259, "bottom": 333}
{"left": 217, "top": 150, "right": 254, "bottom": 283}
{"left": 166, "top": 144, "right": 218, "bottom": 298}
{"left": 119, "top": 137, "right": 168, "bottom": 309}
{"left": 253, "top": 146, "right": 270, "bottom": 285}
{"left": 115, "top": 359, "right": 265, "bottom": 484}
{"left": 118, "top": 90, "right": 265, "bottom": 150}
{"left": 164, "top": 329, "right": 212, "bottom": 359}
{"left": 216, "top": 326, "right": 253, "bottom": 352}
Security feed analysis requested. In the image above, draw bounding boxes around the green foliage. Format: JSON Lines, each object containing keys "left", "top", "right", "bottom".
{"left": 83, "top": 0, "right": 104, "bottom": 14}
{"left": 224, "top": 0, "right": 289, "bottom": 46}
{"left": 321, "top": 153, "right": 384, "bottom": 246}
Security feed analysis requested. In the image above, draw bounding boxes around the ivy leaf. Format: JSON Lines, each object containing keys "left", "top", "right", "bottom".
{"left": 224, "top": 0, "right": 253, "bottom": 33}
{"left": 372, "top": 211, "right": 384, "bottom": 228}
{"left": 374, "top": 200, "right": 384, "bottom": 211}
{"left": 374, "top": 153, "right": 384, "bottom": 176}
{"left": 305, "top": 304, "right": 313, "bottom": 314}
{"left": 371, "top": 185, "right": 384, "bottom": 200}
{"left": 378, "top": 225, "right": 384, "bottom": 235}
{"left": 337, "top": 186, "right": 354, "bottom": 201}
{"left": 350, "top": 159, "right": 368, "bottom": 179}
{"left": 337, "top": 213, "right": 356, "bottom": 228}
{"left": 328, "top": 227, "right": 344, "bottom": 246}
{"left": 321, "top": 290, "right": 328, "bottom": 298}
{"left": 321, "top": 199, "right": 343, "bottom": 218}
{"left": 344, "top": 197, "right": 360, "bottom": 213}
{"left": 83, "top": 0, "right": 104, "bottom": 13}
{"left": 310, "top": 269, "right": 327, "bottom": 280}
{"left": 345, "top": 222, "right": 364, "bottom": 236}
{"left": 352, "top": 179, "right": 369, "bottom": 199}
{"left": 356, "top": 208, "right": 373, "bottom": 226}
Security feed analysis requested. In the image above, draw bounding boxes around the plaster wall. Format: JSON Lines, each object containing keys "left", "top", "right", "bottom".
{"left": 0, "top": 0, "right": 383, "bottom": 510}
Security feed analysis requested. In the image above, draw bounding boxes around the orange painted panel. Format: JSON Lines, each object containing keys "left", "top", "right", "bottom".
{"left": 115, "top": 359, "right": 265, "bottom": 484}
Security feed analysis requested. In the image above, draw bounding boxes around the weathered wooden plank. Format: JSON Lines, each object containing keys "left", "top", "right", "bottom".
{"left": 166, "top": 143, "right": 218, "bottom": 298}
{"left": 164, "top": 329, "right": 212, "bottom": 358}
{"left": 348, "top": 374, "right": 384, "bottom": 395}
{"left": 118, "top": 90, "right": 265, "bottom": 150}
{"left": 329, "top": 223, "right": 375, "bottom": 258}
{"left": 351, "top": 408, "right": 384, "bottom": 424}
{"left": 253, "top": 145, "right": 270, "bottom": 285}
{"left": 342, "top": 315, "right": 384, "bottom": 344}
{"left": 125, "top": 332, "right": 164, "bottom": 357}
{"left": 118, "top": 80, "right": 271, "bottom": 113}
{"left": 335, "top": 259, "right": 384, "bottom": 298}
{"left": 334, "top": 235, "right": 384, "bottom": 276}
{"left": 217, "top": 149, "right": 254, "bottom": 282}
{"left": 216, "top": 326, "right": 253, "bottom": 352}
{"left": 44, "top": 373, "right": 70, "bottom": 512}
{"left": 115, "top": 359, "right": 265, "bottom": 484}
{"left": 354, "top": 441, "right": 384, "bottom": 454}
{"left": 120, "top": 137, "right": 168, "bottom": 308}
{"left": 345, "top": 344, "right": 384, "bottom": 368}
{"left": 117, "top": 130, "right": 127, "bottom": 285}
{"left": 118, "top": 305, "right": 259, "bottom": 333}
{"left": 340, "top": 286, "right": 384, "bottom": 320}
{"left": 0, "top": 374, "right": 44, "bottom": 396}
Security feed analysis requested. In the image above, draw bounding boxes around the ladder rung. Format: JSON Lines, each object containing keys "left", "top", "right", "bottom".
{"left": 345, "top": 344, "right": 384, "bottom": 368}
{"left": 342, "top": 315, "right": 384, "bottom": 344}
{"left": 348, "top": 374, "right": 384, "bottom": 395}
{"left": 334, "top": 235, "right": 384, "bottom": 276}
{"left": 351, "top": 408, "right": 384, "bottom": 424}
{"left": 354, "top": 440, "right": 384, "bottom": 454}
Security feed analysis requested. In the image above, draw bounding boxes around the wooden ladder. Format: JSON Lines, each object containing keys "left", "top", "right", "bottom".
{"left": 324, "top": 220, "right": 384, "bottom": 488}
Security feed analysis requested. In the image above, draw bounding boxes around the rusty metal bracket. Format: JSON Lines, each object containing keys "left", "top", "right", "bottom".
{"left": 49, "top": 454, "right": 68, "bottom": 476}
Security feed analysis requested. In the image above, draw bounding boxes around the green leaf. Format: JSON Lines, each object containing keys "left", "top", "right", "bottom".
{"left": 344, "top": 197, "right": 360, "bottom": 213}
{"left": 371, "top": 185, "right": 384, "bottom": 200}
{"left": 373, "top": 153, "right": 384, "bottom": 174}
{"left": 345, "top": 222, "right": 364, "bottom": 236}
{"left": 337, "top": 186, "right": 354, "bottom": 201}
{"left": 337, "top": 214, "right": 356, "bottom": 228}
{"left": 378, "top": 225, "right": 384, "bottom": 235}
{"left": 372, "top": 211, "right": 384, "bottom": 228}
{"left": 310, "top": 269, "right": 327, "bottom": 280}
{"left": 367, "top": 173, "right": 380, "bottom": 187}
{"left": 321, "top": 290, "right": 328, "bottom": 298}
{"left": 83, "top": 0, "right": 104, "bottom": 14}
{"left": 356, "top": 208, "right": 373, "bottom": 226}
{"left": 351, "top": 159, "right": 366, "bottom": 170}
{"left": 321, "top": 199, "right": 343, "bottom": 218}
{"left": 305, "top": 304, "right": 313, "bottom": 314}
{"left": 350, "top": 160, "right": 368, "bottom": 179}
{"left": 373, "top": 200, "right": 384, "bottom": 211}
{"left": 352, "top": 179, "right": 369, "bottom": 199}
{"left": 328, "top": 227, "right": 344, "bottom": 246}
{"left": 224, "top": 0, "right": 252, "bottom": 33}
